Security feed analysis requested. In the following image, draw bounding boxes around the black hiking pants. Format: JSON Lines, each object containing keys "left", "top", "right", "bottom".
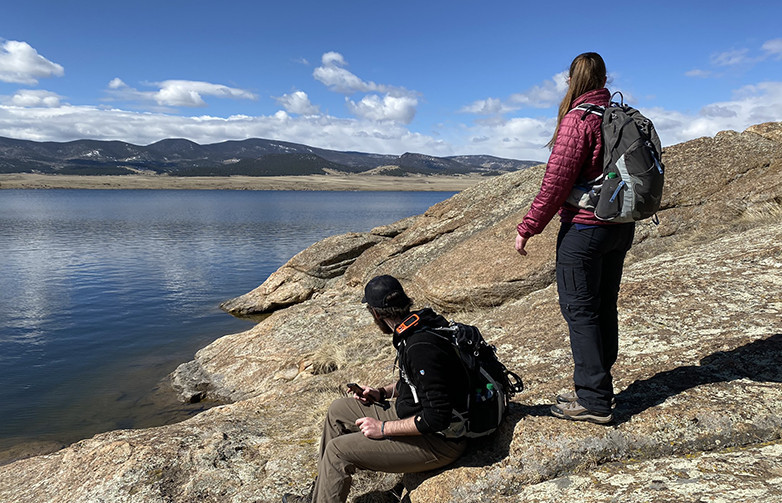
{"left": 556, "top": 221, "right": 635, "bottom": 414}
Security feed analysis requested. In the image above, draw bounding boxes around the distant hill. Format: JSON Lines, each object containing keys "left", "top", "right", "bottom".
{"left": 0, "top": 136, "right": 542, "bottom": 177}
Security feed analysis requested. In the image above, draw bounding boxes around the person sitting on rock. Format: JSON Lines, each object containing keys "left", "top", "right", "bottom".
{"left": 282, "top": 274, "right": 469, "bottom": 503}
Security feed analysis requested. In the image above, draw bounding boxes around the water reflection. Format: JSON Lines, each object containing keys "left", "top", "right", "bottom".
{"left": 0, "top": 189, "right": 454, "bottom": 455}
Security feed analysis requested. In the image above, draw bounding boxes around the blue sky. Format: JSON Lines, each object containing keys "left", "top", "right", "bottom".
{"left": 1, "top": 1, "right": 781, "bottom": 162}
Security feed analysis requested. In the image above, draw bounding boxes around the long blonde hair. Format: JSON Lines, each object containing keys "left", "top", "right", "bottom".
{"left": 547, "top": 52, "right": 607, "bottom": 149}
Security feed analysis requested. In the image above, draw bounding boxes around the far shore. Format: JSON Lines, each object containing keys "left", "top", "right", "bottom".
{"left": 0, "top": 173, "right": 491, "bottom": 191}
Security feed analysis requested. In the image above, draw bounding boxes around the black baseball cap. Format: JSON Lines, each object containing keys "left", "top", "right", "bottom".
{"left": 362, "top": 275, "right": 410, "bottom": 309}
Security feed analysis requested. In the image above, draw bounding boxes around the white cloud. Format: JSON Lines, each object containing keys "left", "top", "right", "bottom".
{"left": 312, "top": 52, "right": 420, "bottom": 124}
{"left": 508, "top": 71, "right": 569, "bottom": 109}
{"left": 313, "top": 51, "right": 417, "bottom": 99}
{"left": 688, "top": 39, "right": 782, "bottom": 80}
{"left": 700, "top": 104, "right": 737, "bottom": 118}
{"left": 711, "top": 48, "right": 751, "bottom": 67}
{"left": 0, "top": 40, "right": 64, "bottom": 85}
{"left": 2, "top": 72, "right": 782, "bottom": 165}
{"left": 313, "top": 51, "right": 390, "bottom": 94}
{"left": 685, "top": 68, "right": 711, "bottom": 78}
{"left": 0, "top": 102, "right": 449, "bottom": 156}
{"left": 346, "top": 94, "right": 417, "bottom": 123}
{"left": 462, "top": 71, "right": 569, "bottom": 117}
{"left": 108, "top": 77, "right": 126, "bottom": 89}
{"left": 762, "top": 38, "right": 782, "bottom": 60}
{"left": 322, "top": 51, "right": 346, "bottom": 67}
{"left": 455, "top": 79, "right": 782, "bottom": 159}
{"left": 646, "top": 81, "right": 782, "bottom": 146}
{"left": 274, "top": 91, "right": 320, "bottom": 115}
{"left": 154, "top": 80, "right": 258, "bottom": 107}
{"left": 104, "top": 79, "right": 258, "bottom": 108}
{"left": 460, "top": 97, "right": 513, "bottom": 116}
{"left": 449, "top": 115, "right": 553, "bottom": 160}
{"left": 7, "top": 89, "right": 63, "bottom": 107}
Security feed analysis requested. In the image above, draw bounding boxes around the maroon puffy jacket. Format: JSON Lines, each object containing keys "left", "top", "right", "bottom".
{"left": 517, "top": 87, "right": 610, "bottom": 238}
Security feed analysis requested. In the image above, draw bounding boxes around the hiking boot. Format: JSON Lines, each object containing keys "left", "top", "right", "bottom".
{"left": 551, "top": 401, "right": 613, "bottom": 424}
{"left": 556, "top": 390, "right": 616, "bottom": 408}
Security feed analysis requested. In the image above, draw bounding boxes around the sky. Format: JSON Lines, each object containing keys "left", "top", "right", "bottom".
{"left": 1, "top": 1, "right": 781, "bottom": 162}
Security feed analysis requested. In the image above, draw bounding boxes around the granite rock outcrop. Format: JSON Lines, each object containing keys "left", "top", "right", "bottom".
{"left": 2, "top": 123, "right": 781, "bottom": 503}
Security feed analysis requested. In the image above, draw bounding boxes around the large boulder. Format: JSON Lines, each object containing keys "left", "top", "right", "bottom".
{"left": 219, "top": 231, "right": 393, "bottom": 316}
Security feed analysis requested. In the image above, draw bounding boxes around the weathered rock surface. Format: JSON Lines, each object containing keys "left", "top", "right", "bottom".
{"left": 219, "top": 230, "right": 396, "bottom": 316}
{"left": 505, "top": 439, "right": 782, "bottom": 502}
{"left": 2, "top": 123, "right": 782, "bottom": 502}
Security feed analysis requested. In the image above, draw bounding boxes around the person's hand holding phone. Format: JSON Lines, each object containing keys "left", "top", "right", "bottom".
{"left": 346, "top": 383, "right": 379, "bottom": 404}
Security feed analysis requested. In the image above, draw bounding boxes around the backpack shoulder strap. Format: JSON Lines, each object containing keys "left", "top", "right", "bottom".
{"left": 573, "top": 103, "right": 605, "bottom": 121}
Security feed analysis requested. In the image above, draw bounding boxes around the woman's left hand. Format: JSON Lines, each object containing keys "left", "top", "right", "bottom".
{"left": 515, "top": 234, "right": 528, "bottom": 256}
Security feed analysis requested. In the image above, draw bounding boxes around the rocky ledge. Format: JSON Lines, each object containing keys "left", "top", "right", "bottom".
{"left": 2, "top": 123, "right": 781, "bottom": 502}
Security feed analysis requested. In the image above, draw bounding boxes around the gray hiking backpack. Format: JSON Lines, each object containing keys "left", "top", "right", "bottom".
{"left": 567, "top": 92, "right": 665, "bottom": 223}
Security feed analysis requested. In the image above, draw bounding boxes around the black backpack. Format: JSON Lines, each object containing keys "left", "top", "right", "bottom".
{"left": 429, "top": 322, "right": 524, "bottom": 438}
{"left": 567, "top": 92, "right": 665, "bottom": 223}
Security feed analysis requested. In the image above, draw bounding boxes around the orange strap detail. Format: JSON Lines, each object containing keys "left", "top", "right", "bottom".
{"left": 395, "top": 314, "right": 420, "bottom": 334}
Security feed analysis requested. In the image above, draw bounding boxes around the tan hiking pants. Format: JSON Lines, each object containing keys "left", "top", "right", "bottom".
{"left": 313, "top": 397, "right": 466, "bottom": 503}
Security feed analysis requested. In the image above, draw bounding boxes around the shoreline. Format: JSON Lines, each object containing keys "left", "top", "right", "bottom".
{"left": 0, "top": 387, "right": 211, "bottom": 466}
{"left": 0, "top": 173, "right": 488, "bottom": 191}
{"left": 0, "top": 178, "right": 462, "bottom": 465}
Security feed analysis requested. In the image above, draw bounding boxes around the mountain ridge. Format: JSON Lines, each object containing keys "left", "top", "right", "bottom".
{"left": 0, "top": 136, "right": 541, "bottom": 177}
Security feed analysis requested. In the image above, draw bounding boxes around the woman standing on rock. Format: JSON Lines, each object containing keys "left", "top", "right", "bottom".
{"left": 515, "top": 52, "right": 634, "bottom": 424}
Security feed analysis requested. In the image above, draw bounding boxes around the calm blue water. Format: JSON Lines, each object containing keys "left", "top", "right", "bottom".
{"left": 0, "top": 189, "right": 453, "bottom": 456}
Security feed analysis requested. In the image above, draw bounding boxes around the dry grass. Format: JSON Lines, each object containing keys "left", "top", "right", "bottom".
{"left": 739, "top": 199, "right": 782, "bottom": 224}
{"left": 300, "top": 329, "right": 397, "bottom": 427}
{"left": 310, "top": 340, "right": 350, "bottom": 375}
{"left": 0, "top": 173, "right": 485, "bottom": 192}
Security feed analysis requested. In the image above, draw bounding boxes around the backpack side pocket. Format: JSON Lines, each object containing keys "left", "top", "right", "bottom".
{"left": 594, "top": 174, "right": 624, "bottom": 221}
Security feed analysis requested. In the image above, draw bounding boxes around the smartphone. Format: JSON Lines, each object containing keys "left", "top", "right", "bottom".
{"left": 346, "top": 383, "right": 364, "bottom": 395}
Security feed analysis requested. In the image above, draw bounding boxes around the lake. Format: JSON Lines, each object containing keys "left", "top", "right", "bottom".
{"left": 0, "top": 189, "right": 454, "bottom": 460}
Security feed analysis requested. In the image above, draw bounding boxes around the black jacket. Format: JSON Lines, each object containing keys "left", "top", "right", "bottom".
{"left": 393, "top": 308, "right": 469, "bottom": 434}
